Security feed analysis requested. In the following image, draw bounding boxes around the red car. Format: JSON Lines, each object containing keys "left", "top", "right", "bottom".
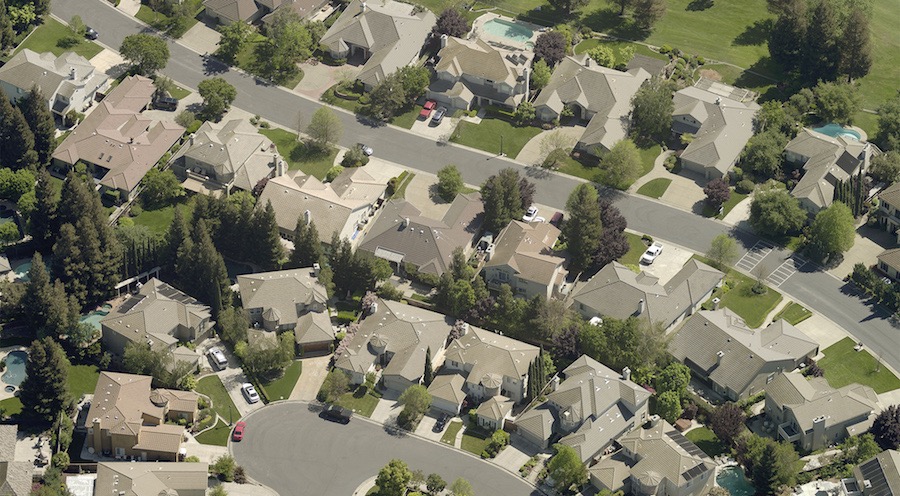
{"left": 232, "top": 421, "right": 246, "bottom": 442}
{"left": 419, "top": 100, "right": 436, "bottom": 119}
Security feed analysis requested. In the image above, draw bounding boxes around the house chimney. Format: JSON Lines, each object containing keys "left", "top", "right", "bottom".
{"left": 70, "top": 67, "right": 76, "bottom": 80}
{"left": 716, "top": 350, "right": 725, "bottom": 365}
{"left": 313, "top": 262, "right": 320, "bottom": 276}
{"left": 584, "top": 57, "right": 591, "bottom": 68}
{"left": 637, "top": 299, "right": 645, "bottom": 315}
{"left": 360, "top": 1, "right": 367, "bottom": 12}
{"left": 550, "top": 375, "right": 560, "bottom": 392}
{"left": 305, "top": 209, "right": 312, "bottom": 225}
{"left": 715, "top": 97, "right": 722, "bottom": 106}
{"left": 712, "top": 297, "right": 721, "bottom": 310}
{"left": 440, "top": 34, "right": 448, "bottom": 49}
{"left": 622, "top": 367, "right": 631, "bottom": 381}
{"left": 403, "top": 217, "right": 410, "bottom": 229}
{"left": 275, "top": 156, "right": 286, "bottom": 177}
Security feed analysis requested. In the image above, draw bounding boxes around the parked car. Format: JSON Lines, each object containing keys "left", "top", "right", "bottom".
{"left": 241, "top": 383, "right": 260, "bottom": 404}
{"left": 85, "top": 27, "right": 98, "bottom": 40}
{"left": 321, "top": 405, "right": 352, "bottom": 424}
{"left": 232, "top": 421, "right": 246, "bottom": 441}
{"left": 154, "top": 96, "right": 178, "bottom": 111}
{"left": 549, "top": 212, "right": 564, "bottom": 227}
{"left": 420, "top": 100, "right": 436, "bottom": 119}
{"left": 431, "top": 107, "right": 447, "bottom": 125}
{"left": 640, "top": 242, "right": 664, "bottom": 265}
{"left": 433, "top": 414, "right": 449, "bottom": 432}
{"left": 357, "top": 143, "right": 374, "bottom": 156}
{"left": 522, "top": 206, "right": 539, "bottom": 222}
{"left": 208, "top": 347, "right": 227, "bottom": 370}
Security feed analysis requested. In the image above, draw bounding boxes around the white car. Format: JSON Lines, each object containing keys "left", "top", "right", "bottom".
{"left": 640, "top": 242, "right": 664, "bottom": 265}
{"left": 357, "top": 143, "right": 374, "bottom": 156}
{"left": 208, "top": 347, "right": 227, "bottom": 369}
{"left": 241, "top": 383, "right": 260, "bottom": 404}
{"left": 522, "top": 206, "right": 539, "bottom": 222}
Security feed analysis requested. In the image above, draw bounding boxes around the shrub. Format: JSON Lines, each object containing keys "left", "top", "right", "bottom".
{"left": 659, "top": 44, "right": 672, "bottom": 54}
{"left": 211, "top": 455, "right": 237, "bottom": 482}
{"left": 736, "top": 179, "right": 755, "bottom": 194}
{"left": 57, "top": 35, "right": 80, "bottom": 48}
{"left": 376, "top": 283, "right": 404, "bottom": 301}
{"left": 130, "top": 204, "right": 143, "bottom": 216}
{"left": 341, "top": 147, "right": 369, "bottom": 167}
{"left": 51, "top": 452, "right": 70, "bottom": 470}
{"left": 641, "top": 234, "right": 654, "bottom": 245}
{"left": 234, "top": 465, "right": 247, "bottom": 484}
{"left": 325, "top": 165, "right": 344, "bottom": 182}
{"left": 468, "top": 408, "right": 477, "bottom": 424}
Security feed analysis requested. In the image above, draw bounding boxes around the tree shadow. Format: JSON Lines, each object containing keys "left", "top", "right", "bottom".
{"left": 686, "top": 0, "right": 714, "bottom": 11}
{"left": 517, "top": 6, "right": 569, "bottom": 28}
{"left": 201, "top": 54, "right": 228, "bottom": 76}
{"left": 355, "top": 113, "right": 385, "bottom": 128}
{"left": 733, "top": 19, "right": 774, "bottom": 46}
{"left": 580, "top": 8, "right": 650, "bottom": 41}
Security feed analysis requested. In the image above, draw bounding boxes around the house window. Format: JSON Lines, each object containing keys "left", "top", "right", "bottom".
{"left": 880, "top": 262, "right": 888, "bottom": 272}
{"left": 497, "top": 271, "right": 509, "bottom": 282}
{"left": 115, "top": 447, "right": 125, "bottom": 457}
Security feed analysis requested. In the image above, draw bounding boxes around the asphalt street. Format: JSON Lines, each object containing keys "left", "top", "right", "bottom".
{"left": 55, "top": 0, "right": 900, "bottom": 372}
{"left": 230, "top": 403, "right": 540, "bottom": 496}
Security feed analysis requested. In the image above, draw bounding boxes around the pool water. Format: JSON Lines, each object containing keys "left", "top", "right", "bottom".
{"left": 483, "top": 19, "right": 533, "bottom": 43}
{"left": 1, "top": 351, "right": 28, "bottom": 387}
{"left": 80, "top": 304, "right": 112, "bottom": 330}
{"left": 813, "top": 123, "right": 861, "bottom": 140}
{"left": 717, "top": 466, "right": 755, "bottom": 496}
{"left": 12, "top": 261, "right": 31, "bottom": 282}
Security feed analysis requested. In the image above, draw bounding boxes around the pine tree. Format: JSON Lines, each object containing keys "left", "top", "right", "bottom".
{"left": 839, "top": 6, "right": 872, "bottom": 82}
{"left": 253, "top": 200, "right": 284, "bottom": 271}
{"left": 802, "top": 0, "right": 841, "bottom": 83}
{"left": 22, "top": 252, "right": 51, "bottom": 332}
{"left": 18, "top": 85, "right": 56, "bottom": 166}
{"left": 165, "top": 207, "right": 189, "bottom": 270}
{"left": 289, "top": 218, "right": 323, "bottom": 268}
{"left": 0, "top": 0, "right": 15, "bottom": 53}
{"left": 768, "top": 0, "right": 807, "bottom": 69}
{"left": 185, "top": 219, "right": 230, "bottom": 316}
{"left": 563, "top": 184, "right": 602, "bottom": 273}
{"left": 57, "top": 172, "right": 95, "bottom": 231}
{"left": 52, "top": 223, "right": 88, "bottom": 305}
{"left": 19, "top": 337, "right": 71, "bottom": 423}
{"left": 30, "top": 168, "right": 58, "bottom": 253}
{"left": 424, "top": 347, "right": 433, "bottom": 386}
{"left": 0, "top": 93, "right": 38, "bottom": 170}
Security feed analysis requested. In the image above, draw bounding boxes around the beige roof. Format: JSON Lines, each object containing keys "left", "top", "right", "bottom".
{"left": 878, "top": 248, "right": 900, "bottom": 272}
{"left": 788, "top": 129, "right": 878, "bottom": 211}
{"left": 443, "top": 326, "right": 539, "bottom": 384}
{"left": 485, "top": 220, "right": 564, "bottom": 286}
{"left": 880, "top": 182, "right": 900, "bottom": 207}
{"left": 854, "top": 450, "right": 900, "bottom": 496}
{"left": 571, "top": 259, "right": 723, "bottom": 329}
{"left": 174, "top": 119, "right": 280, "bottom": 191}
{"left": 428, "top": 373, "right": 467, "bottom": 406}
{"left": 435, "top": 37, "right": 529, "bottom": 88}
{"left": 238, "top": 268, "right": 328, "bottom": 322}
{"left": 477, "top": 395, "right": 514, "bottom": 421}
{"left": 0, "top": 49, "right": 101, "bottom": 100}
{"left": 516, "top": 405, "right": 555, "bottom": 443}
{"left": 589, "top": 451, "right": 631, "bottom": 492}
{"left": 560, "top": 404, "right": 632, "bottom": 463}
{"left": 203, "top": 0, "right": 261, "bottom": 22}
{"left": 95, "top": 461, "right": 208, "bottom": 496}
{"left": 100, "top": 278, "right": 211, "bottom": 352}
{"left": 296, "top": 310, "right": 334, "bottom": 344}
{"left": 360, "top": 193, "right": 483, "bottom": 275}
{"left": 0, "top": 426, "right": 31, "bottom": 496}
{"left": 52, "top": 75, "right": 184, "bottom": 193}
{"left": 259, "top": 169, "right": 385, "bottom": 243}
{"left": 262, "top": 0, "right": 328, "bottom": 23}
{"left": 617, "top": 419, "right": 715, "bottom": 489}
{"left": 320, "top": 0, "right": 435, "bottom": 87}
{"left": 768, "top": 372, "right": 877, "bottom": 433}
{"left": 669, "top": 310, "right": 819, "bottom": 396}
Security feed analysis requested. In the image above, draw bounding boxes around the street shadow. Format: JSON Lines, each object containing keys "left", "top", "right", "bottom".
{"left": 202, "top": 55, "right": 228, "bottom": 76}
{"left": 524, "top": 165, "right": 552, "bottom": 180}
{"left": 733, "top": 19, "right": 773, "bottom": 46}
{"left": 382, "top": 417, "right": 409, "bottom": 438}
{"left": 356, "top": 114, "right": 386, "bottom": 128}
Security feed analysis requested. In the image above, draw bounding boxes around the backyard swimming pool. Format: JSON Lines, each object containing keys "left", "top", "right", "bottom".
{"left": 483, "top": 19, "right": 533, "bottom": 44}
{"left": 80, "top": 304, "right": 112, "bottom": 330}
{"left": 1, "top": 351, "right": 28, "bottom": 387}
{"left": 813, "top": 123, "right": 861, "bottom": 140}
{"left": 717, "top": 466, "right": 754, "bottom": 496}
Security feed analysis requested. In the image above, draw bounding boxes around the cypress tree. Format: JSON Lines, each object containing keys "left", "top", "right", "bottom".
{"left": 186, "top": 219, "right": 230, "bottom": 317}
{"left": 424, "top": 347, "right": 433, "bottom": 386}
{"left": 30, "top": 168, "right": 58, "bottom": 253}
{"left": 0, "top": 94, "right": 38, "bottom": 170}
{"left": 802, "top": 0, "right": 841, "bottom": 83}
{"left": 253, "top": 200, "right": 284, "bottom": 271}
{"left": 19, "top": 337, "right": 72, "bottom": 423}
{"left": 767, "top": 0, "right": 807, "bottom": 69}
{"left": 839, "top": 6, "right": 873, "bottom": 82}
{"left": 289, "top": 218, "right": 323, "bottom": 268}
{"left": 0, "top": 0, "right": 15, "bottom": 53}
{"left": 563, "top": 184, "right": 603, "bottom": 273}
{"left": 166, "top": 207, "right": 189, "bottom": 267}
{"left": 52, "top": 223, "right": 88, "bottom": 305}
{"left": 19, "top": 85, "right": 56, "bottom": 166}
{"left": 22, "top": 252, "right": 51, "bottom": 331}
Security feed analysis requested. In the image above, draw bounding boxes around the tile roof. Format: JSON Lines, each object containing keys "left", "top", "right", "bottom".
{"left": 589, "top": 451, "right": 631, "bottom": 492}
{"left": 0, "top": 426, "right": 31, "bottom": 496}
{"left": 238, "top": 267, "right": 328, "bottom": 323}
{"left": 485, "top": 220, "right": 564, "bottom": 285}
{"left": 515, "top": 404, "right": 555, "bottom": 443}
{"left": 617, "top": 419, "right": 715, "bottom": 489}
{"left": 435, "top": 37, "right": 530, "bottom": 88}
{"left": 878, "top": 248, "right": 900, "bottom": 271}
{"left": 0, "top": 49, "right": 100, "bottom": 100}
{"left": 427, "top": 373, "right": 467, "bottom": 405}
{"left": 444, "top": 326, "right": 539, "bottom": 384}
{"left": 560, "top": 402, "right": 632, "bottom": 463}
{"left": 768, "top": 372, "right": 877, "bottom": 434}
{"left": 879, "top": 182, "right": 900, "bottom": 207}
{"left": 262, "top": 0, "right": 329, "bottom": 23}
{"left": 477, "top": 395, "right": 514, "bottom": 422}
{"left": 359, "top": 193, "right": 483, "bottom": 275}
{"left": 95, "top": 461, "right": 209, "bottom": 496}
{"left": 202, "top": 0, "right": 261, "bottom": 23}
{"left": 52, "top": 75, "right": 184, "bottom": 193}
{"left": 296, "top": 310, "right": 334, "bottom": 344}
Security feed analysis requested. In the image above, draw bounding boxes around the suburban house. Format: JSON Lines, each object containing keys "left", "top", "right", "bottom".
{"left": 0, "top": 425, "right": 32, "bottom": 496}
{"left": 669, "top": 309, "right": 819, "bottom": 401}
{"left": 786, "top": 128, "right": 880, "bottom": 214}
{"left": 671, "top": 78, "right": 759, "bottom": 179}
{"left": 534, "top": 55, "right": 649, "bottom": 156}
{"left": 359, "top": 193, "right": 483, "bottom": 277}
{"left": 626, "top": 54, "right": 668, "bottom": 78}
{"left": 765, "top": 372, "right": 877, "bottom": 451}
{"left": 262, "top": 0, "right": 330, "bottom": 24}
{"left": 171, "top": 119, "right": 283, "bottom": 195}
{"left": 483, "top": 220, "right": 566, "bottom": 300}
{"left": 850, "top": 450, "right": 900, "bottom": 496}
{"left": 258, "top": 168, "right": 386, "bottom": 246}
{"left": 320, "top": 0, "right": 435, "bottom": 89}
{"left": 570, "top": 259, "right": 724, "bottom": 331}
{"left": 516, "top": 355, "right": 651, "bottom": 464}
{"left": 877, "top": 182, "right": 900, "bottom": 243}
{"left": 426, "top": 35, "right": 532, "bottom": 111}
{"left": 0, "top": 49, "right": 108, "bottom": 119}
{"left": 51, "top": 75, "right": 184, "bottom": 201}
{"left": 85, "top": 372, "right": 198, "bottom": 461}
{"left": 203, "top": 0, "right": 282, "bottom": 24}
{"left": 295, "top": 310, "right": 335, "bottom": 355}
{"left": 91, "top": 461, "right": 209, "bottom": 496}
{"left": 877, "top": 248, "right": 900, "bottom": 281}
{"left": 334, "top": 299, "right": 452, "bottom": 394}
{"left": 428, "top": 373, "right": 467, "bottom": 416}
{"left": 100, "top": 279, "right": 214, "bottom": 358}
{"left": 589, "top": 418, "right": 716, "bottom": 496}
{"left": 476, "top": 395, "right": 515, "bottom": 431}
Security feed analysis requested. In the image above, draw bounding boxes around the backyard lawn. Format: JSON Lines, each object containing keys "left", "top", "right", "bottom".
{"left": 685, "top": 427, "right": 728, "bottom": 457}
{"left": 451, "top": 118, "right": 542, "bottom": 158}
{"left": 0, "top": 398, "right": 22, "bottom": 417}
{"left": 259, "top": 128, "right": 337, "bottom": 180}
{"left": 574, "top": 38, "right": 666, "bottom": 64}
{"left": 335, "top": 385, "right": 381, "bottom": 417}
{"left": 460, "top": 425, "right": 492, "bottom": 457}
{"left": 818, "top": 338, "right": 900, "bottom": 394}
{"left": 15, "top": 18, "right": 103, "bottom": 59}
{"left": 196, "top": 375, "right": 240, "bottom": 425}
{"left": 440, "top": 420, "right": 463, "bottom": 445}
{"left": 618, "top": 232, "right": 646, "bottom": 267}
{"left": 195, "top": 420, "right": 231, "bottom": 446}
{"left": 69, "top": 364, "right": 100, "bottom": 400}
{"left": 637, "top": 178, "right": 671, "bottom": 199}
{"left": 772, "top": 302, "right": 812, "bottom": 326}
{"left": 261, "top": 360, "right": 302, "bottom": 401}
{"left": 696, "top": 255, "right": 782, "bottom": 328}
{"left": 131, "top": 201, "right": 192, "bottom": 235}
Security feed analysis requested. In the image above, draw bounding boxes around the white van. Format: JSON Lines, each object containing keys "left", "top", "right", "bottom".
{"left": 208, "top": 347, "right": 227, "bottom": 370}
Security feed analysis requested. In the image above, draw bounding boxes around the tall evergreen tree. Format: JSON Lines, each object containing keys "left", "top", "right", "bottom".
{"left": 0, "top": 0, "right": 15, "bottom": 52}
{"left": 30, "top": 168, "right": 57, "bottom": 252}
{"left": 19, "top": 337, "right": 71, "bottom": 423}
{"left": 839, "top": 6, "right": 872, "bottom": 82}
{"left": 165, "top": 207, "right": 189, "bottom": 268}
{"left": 252, "top": 200, "right": 284, "bottom": 271}
{"left": 802, "top": 0, "right": 841, "bottom": 83}
{"left": 0, "top": 93, "right": 38, "bottom": 170}
{"left": 563, "top": 184, "right": 602, "bottom": 273}
{"left": 182, "top": 219, "right": 230, "bottom": 316}
{"left": 767, "top": 0, "right": 807, "bottom": 69}
{"left": 18, "top": 85, "right": 56, "bottom": 166}
{"left": 22, "top": 251, "right": 50, "bottom": 331}
{"left": 289, "top": 218, "right": 323, "bottom": 268}
{"left": 52, "top": 223, "right": 88, "bottom": 305}
{"left": 423, "top": 347, "right": 433, "bottom": 387}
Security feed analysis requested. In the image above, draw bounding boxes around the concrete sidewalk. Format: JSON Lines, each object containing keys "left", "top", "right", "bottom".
{"left": 117, "top": 0, "right": 139, "bottom": 16}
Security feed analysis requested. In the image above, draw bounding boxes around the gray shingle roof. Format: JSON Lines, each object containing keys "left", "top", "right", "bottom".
{"left": 428, "top": 373, "right": 466, "bottom": 405}
{"left": 485, "top": 220, "right": 564, "bottom": 285}
{"left": 296, "top": 310, "right": 334, "bottom": 345}
{"left": 477, "top": 395, "right": 514, "bottom": 421}
{"left": 95, "top": 461, "right": 209, "bottom": 496}
{"left": 560, "top": 402, "right": 632, "bottom": 463}
{"left": 0, "top": 49, "right": 99, "bottom": 100}
{"left": 203, "top": 0, "right": 261, "bottom": 22}
{"left": 768, "top": 372, "right": 877, "bottom": 434}
{"left": 0, "top": 426, "right": 30, "bottom": 496}
{"left": 516, "top": 404, "right": 555, "bottom": 444}
{"left": 443, "top": 326, "right": 539, "bottom": 385}
{"left": 435, "top": 37, "right": 528, "bottom": 87}
{"left": 238, "top": 268, "right": 328, "bottom": 323}
{"left": 616, "top": 420, "right": 715, "bottom": 489}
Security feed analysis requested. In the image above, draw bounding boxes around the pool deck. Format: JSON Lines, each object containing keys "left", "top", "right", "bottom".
{"left": 470, "top": 13, "right": 543, "bottom": 52}
{"left": 0, "top": 345, "right": 27, "bottom": 401}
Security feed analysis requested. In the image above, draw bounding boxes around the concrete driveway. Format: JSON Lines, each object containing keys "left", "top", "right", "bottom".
{"left": 828, "top": 224, "right": 894, "bottom": 279}
{"left": 410, "top": 111, "right": 457, "bottom": 140}
{"left": 200, "top": 339, "right": 265, "bottom": 418}
{"left": 289, "top": 355, "right": 331, "bottom": 401}
{"left": 89, "top": 49, "right": 128, "bottom": 78}
{"left": 515, "top": 125, "right": 584, "bottom": 166}
{"left": 639, "top": 238, "right": 693, "bottom": 284}
{"left": 294, "top": 63, "right": 361, "bottom": 100}
{"left": 179, "top": 22, "right": 221, "bottom": 55}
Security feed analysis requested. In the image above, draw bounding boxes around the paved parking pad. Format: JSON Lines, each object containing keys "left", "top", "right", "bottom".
{"left": 766, "top": 254, "right": 809, "bottom": 287}
{"left": 736, "top": 240, "right": 775, "bottom": 273}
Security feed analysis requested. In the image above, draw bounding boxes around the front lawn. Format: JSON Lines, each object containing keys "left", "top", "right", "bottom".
{"left": 0, "top": 397, "right": 22, "bottom": 417}
{"left": 451, "top": 118, "right": 542, "bottom": 158}
{"left": 637, "top": 178, "right": 671, "bottom": 199}
{"left": 696, "top": 255, "right": 782, "bottom": 328}
{"left": 618, "top": 232, "right": 647, "bottom": 267}
{"left": 335, "top": 385, "right": 381, "bottom": 417}
{"left": 196, "top": 375, "right": 240, "bottom": 425}
{"left": 818, "top": 337, "right": 900, "bottom": 394}
{"left": 391, "top": 172, "right": 415, "bottom": 200}
{"left": 685, "top": 427, "right": 728, "bottom": 457}
{"left": 195, "top": 419, "right": 231, "bottom": 446}
{"left": 169, "top": 85, "right": 191, "bottom": 100}
{"left": 460, "top": 425, "right": 492, "bottom": 457}
{"left": 15, "top": 17, "right": 103, "bottom": 59}
{"left": 772, "top": 302, "right": 812, "bottom": 326}
{"left": 440, "top": 420, "right": 463, "bottom": 445}
{"left": 69, "top": 364, "right": 100, "bottom": 400}
{"left": 391, "top": 106, "right": 421, "bottom": 130}
{"left": 259, "top": 128, "right": 337, "bottom": 180}
{"left": 260, "top": 360, "right": 302, "bottom": 401}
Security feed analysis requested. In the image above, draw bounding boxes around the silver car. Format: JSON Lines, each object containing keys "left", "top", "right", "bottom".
{"left": 640, "top": 242, "right": 664, "bottom": 264}
{"left": 241, "top": 383, "right": 260, "bottom": 404}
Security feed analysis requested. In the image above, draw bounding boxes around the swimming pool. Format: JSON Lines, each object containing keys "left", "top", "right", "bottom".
{"left": 483, "top": 19, "right": 533, "bottom": 44}
{"left": 813, "top": 123, "right": 861, "bottom": 140}
{"left": 12, "top": 261, "right": 31, "bottom": 282}
{"left": 717, "top": 466, "right": 754, "bottom": 496}
{"left": 80, "top": 304, "right": 112, "bottom": 330}
{"left": 1, "top": 351, "right": 28, "bottom": 387}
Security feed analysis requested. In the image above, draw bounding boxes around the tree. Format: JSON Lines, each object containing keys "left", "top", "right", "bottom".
{"left": 319, "top": 370, "right": 350, "bottom": 403}
{"left": 242, "top": 331, "right": 295, "bottom": 380}
{"left": 752, "top": 441, "right": 799, "bottom": 496}
{"left": 870, "top": 151, "right": 900, "bottom": 184}
{"left": 513, "top": 101, "right": 535, "bottom": 126}
{"left": 367, "top": 73, "right": 408, "bottom": 120}
{"left": 289, "top": 219, "right": 323, "bottom": 268}
{"left": 655, "top": 390, "right": 682, "bottom": 423}
{"left": 564, "top": 183, "right": 602, "bottom": 272}
{"left": 120, "top": 34, "right": 170, "bottom": 75}
{"left": 630, "top": 77, "right": 674, "bottom": 145}
{"left": 0, "top": 167, "right": 34, "bottom": 201}
{"left": 813, "top": 81, "right": 861, "bottom": 125}
{"left": 178, "top": 219, "right": 231, "bottom": 316}
{"left": 588, "top": 45, "right": 615, "bottom": 67}
{"left": 548, "top": 444, "right": 588, "bottom": 492}
{"left": 7, "top": 4, "right": 35, "bottom": 31}
{"left": 839, "top": 6, "right": 872, "bottom": 81}
{"left": 540, "top": 130, "right": 576, "bottom": 168}
{"left": 18, "top": 85, "right": 55, "bottom": 166}
{"left": 19, "top": 337, "right": 71, "bottom": 423}
{"left": 878, "top": 94, "right": 900, "bottom": 151}
{"left": 0, "top": 0, "right": 14, "bottom": 52}
{"left": 426, "top": 473, "right": 447, "bottom": 494}
{"left": 217, "top": 306, "right": 248, "bottom": 345}
{"left": 872, "top": 404, "right": 900, "bottom": 449}
{"left": 251, "top": 200, "right": 284, "bottom": 270}
{"left": 807, "top": 201, "right": 855, "bottom": 262}
{"left": 198, "top": 77, "right": 237, "bottom": 121}
{"left": 533, "top": 31, "right": 566, "bottom": 66}
{"left": 841, "top": 433, "right": 881, "bottom": 467}
{"left": 436, "top": 165, "right": 463, "bottom": 202}
{"left": 655, "top": 363, "right": 691, "bottom": 397}
{"left": 306, "top": 107, "right": 342, "bottom": 151}
{"left": 740, "top": 130, "right": 787, "bottom": 178}
{"left": 481, "top": 168, "right": 532, "bottom": 232}
{"left": 449, "top": 478, "right": 474, "bottom": 496}
{"left": 531, "top": 58, "right": 552, "bottom": 91}
{"left": 707, "top": 234, "right": 739, "bottom": 270}
{"left": 632, "top": 0, "right": 667, "bottom": 31}
{"left": 433, "top": 8, "right": 469, "bottom": 37}
{"left": 212, "top": 454, "right": 237, "bottom": 482}
{"left": 711, "top": 402, "right": 746, "bottom": 446}
{"left": 704, "top": 178, "right": 730, "bottom": 210}
{"left": 254, "top": 10, "right": 313, "bottom": 83}
{"left": 802, "top": 0, "right": 841, "bottom": 83}
{"left": 141, "top": 168, "right": 184, "bottom": 209}
{"left": 749, "top": 183, "right": 806, "bottom": 237}
{"left": 376, "top": 459, "right": 412, "bottom": 496}
{"left": 217, "top": 21, "right": 254, "bottom": 63}
{"left": 602, "top": 139, "right": 642, "bottom": 189}
{"left": 0, "top": 93, "right": 38, "bottom": 170}
{"left": 398, "top": 384, "right": 432, "bottom": 423}
{"left": 767, "top": 0, "right": 807, "bottom": 69}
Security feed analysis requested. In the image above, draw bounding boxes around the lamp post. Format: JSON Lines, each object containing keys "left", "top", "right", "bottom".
{"left": 500, "top": 134, "right": 504, "bottom": 156}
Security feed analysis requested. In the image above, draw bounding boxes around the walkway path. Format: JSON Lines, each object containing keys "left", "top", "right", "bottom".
{"left": 117, "top": 0, "right": 139, "bottom": 16}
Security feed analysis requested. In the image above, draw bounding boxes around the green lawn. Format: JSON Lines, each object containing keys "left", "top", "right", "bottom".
{"left": 196, "top": 375, "right": 240, "bottom": 425}
{"left": 561, "top": 145, "right": 662, "bottom": 189}
{"left": 391, "top": 106, "right": 421, "bottom": 129}
{"left": 232, "top": 34, "right": 304, "bottom": 88}
{"left": 619, "top": 232, "right": 647, "bottom": 267}
{"left": 703, "top": 191, "right": 748, "bottom": 219}
{"left": 451, "top": 118, "right": 542, "bottom": 158}
{"left": 391, "top": 172, "right": 415, "bottom": 200}
{"left": 261, "top": 360, "right": 302, "bottom": 402}
{"left": 440, "top": 420, "right": 463, "bottom": 445}
{"left": 195, "top": 420, "right": 231, "bottom": 446}
{"left": 69, "top": 364, "right": 100, "bottom": 400}
{"left": 818, "top": 337, "right": 900, "bottom": 394}
{"left": 131, "top": 201, "right": 192, "bottom": 235}
{"left": 697, "top": 64, "right": 776, "bottom": 95}
{"left": 772, "top": 302, "right": 812, "bottom": 326}
{"left": 685, "top": 427, "right": 728, "bottom": 457}
{"left": 169, "top": 85, "right": 191, "bottom": 100}
{"left": 15, "top": 17, "right": 102, "bottom": 59}
{"left": 637, "top": 178, "right": 671, "bottom": 199}
{"left": 460, "top": 426, "right": 492, "bottom": 457}
{"left": 574, "top": 38, "right": 667, "bottom": 63}
{"left": 335, "top": 385, "right": 381, "bottom": 417}
{"left": 556, "top": 155, "right": 603, "bottom": 183}
{"left": 259, "top": 128, "right": 337, "bottom": 180}
{"left": 0, "top": 397, "right": 22, "bottom": 417}
{"left": 696, "top": 255, "right": 782, "bottom": 328}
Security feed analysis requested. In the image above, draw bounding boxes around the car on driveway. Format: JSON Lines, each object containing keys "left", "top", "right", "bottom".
{"left": 431, "top": 107, "right": 446, "bottom": 126}
{"left": 320, "top": 405, "right": 352, "bottom": 424}
{"left": 640, "top": 241, "right": 664, "bottom": 265}
{"left": 522, "top": 206, "right": 539, "bottom": 222}
{"left": 232, "top": 421, "right": 246, "bottom": 441}
{"left": 208, "top": 347, "right": 227, "bottom": 370}
{"left": 241, "top": 383, "right": 260, "bottom": 404}
{"left": 420, "top": 100, "right": 436, "bottom": 119}
{"left": 85, "top": 27, "right": 98, "bottom": 40}
{"left": 433, "top": 414, "right": 449, "bottom": 432}
{"left": 357, "top": 143, "right": 374, "bottom": 156}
